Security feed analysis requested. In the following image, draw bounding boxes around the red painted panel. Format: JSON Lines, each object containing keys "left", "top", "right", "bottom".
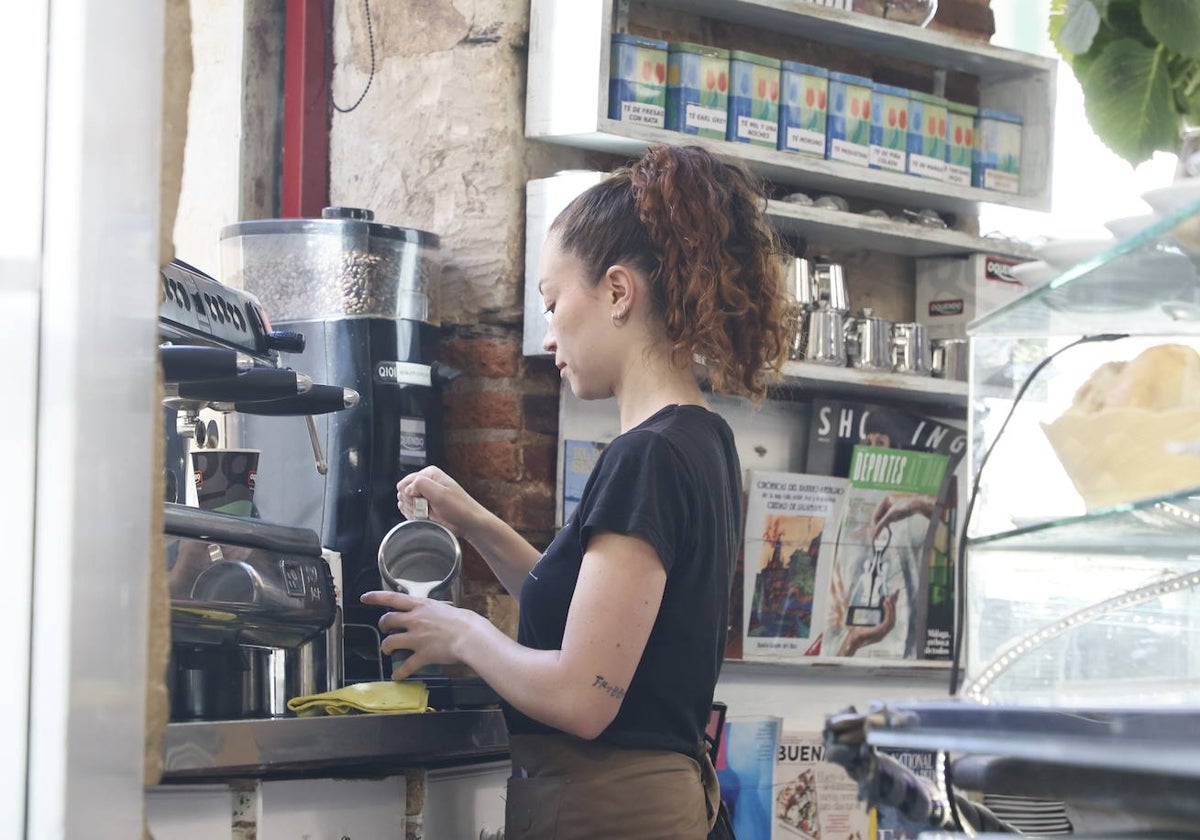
{"left": 281, "top": 0, "right": 329, "bottom": 218}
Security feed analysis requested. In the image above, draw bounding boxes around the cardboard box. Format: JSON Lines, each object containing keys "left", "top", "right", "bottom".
{"left": 915, "top": 254, "right": 1027, "bottom": 340}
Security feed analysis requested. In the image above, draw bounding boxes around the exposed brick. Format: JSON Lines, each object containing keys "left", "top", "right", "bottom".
{"left": 519, "top": 487, "right": 556, "bottom": 532}
{"left": 479, "top": 485, "right": 521, "bottom": 524}
{"left": 521, "top": 356, "right": 561, "bottom": 391}
{"left": 929, "top": 0, "right": 994, "bottom": 42}
{"left": 447, "top": 391, "right": 521, "bottom": 430}
{"left": 447, "top": 440, "right": 520, "bottom": 481}
{"left": 522, "top": 393, "right": 559, "bottom": 435}
{"left": 440, "top": 337, "right": 520, "bottom": 379}
{"left": 523, "top": 437, "right": 557, "bottom": 484}
{"left": 460, "top": 543, "right": 493, "bottom": 584}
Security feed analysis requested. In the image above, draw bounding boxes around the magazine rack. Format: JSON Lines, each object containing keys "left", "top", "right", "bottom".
{"left": 855, "top": 193, "right": 1200, "bottom": 832}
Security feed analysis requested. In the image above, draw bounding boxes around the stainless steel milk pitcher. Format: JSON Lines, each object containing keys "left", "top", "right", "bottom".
{"left": 805, "top": 303, "right": 847, "bottom": 366}
{"left": 844, "top": 307, "right": 892, "bottom": 371}
{"left": 890, "top": 322, "right": 931, "bottom": 376}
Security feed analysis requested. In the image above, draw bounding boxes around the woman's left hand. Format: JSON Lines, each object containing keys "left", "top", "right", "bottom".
{"left": 360, "top": 590, "right": 479, "bottom": 680}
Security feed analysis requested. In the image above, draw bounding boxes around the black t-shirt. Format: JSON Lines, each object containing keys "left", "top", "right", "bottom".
{"left": 502, "top": 404, "right": 743, "bottom": 757}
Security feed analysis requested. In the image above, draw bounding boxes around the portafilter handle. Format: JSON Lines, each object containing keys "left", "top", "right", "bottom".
{"left": 170, "top": 368, "right": 312, "bottom": 403}
{"left": 159, "top": 345, "right": 254, "bottom": 383}
{"left": 223, "top": 385, "right": 360, "bottom": 416}
{"left": 218, "top": 385, "right": 362, "bottom": 477}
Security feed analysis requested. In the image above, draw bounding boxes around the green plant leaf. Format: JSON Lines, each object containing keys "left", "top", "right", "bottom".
{"left": 1078, "top": 38, "right": 1180, "bottom": 164}
{"left": 1141, "top": 0, "right": 1200, "bottom": 57}
{"left": 1104, "top": 0, "right": 1154, "bottom": 44}
{"left": 1050, "top": 0, "right": 1103, "bottom": 57}
{"left": 1176, "top": 59, "right": 1200, "bottom": 120}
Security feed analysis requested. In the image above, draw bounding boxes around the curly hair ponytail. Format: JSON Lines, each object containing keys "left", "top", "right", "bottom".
{"left": 551, "top": 145, "right": 790, "bottom": 403}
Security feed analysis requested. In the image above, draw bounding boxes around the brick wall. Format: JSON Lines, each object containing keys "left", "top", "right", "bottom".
{"left": 434, "top": 331, "right": 558, "bottom": 634}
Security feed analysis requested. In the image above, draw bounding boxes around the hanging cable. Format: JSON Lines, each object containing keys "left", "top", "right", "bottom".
{"left": 329, "top": 0, "right": 375, "bottom": 113}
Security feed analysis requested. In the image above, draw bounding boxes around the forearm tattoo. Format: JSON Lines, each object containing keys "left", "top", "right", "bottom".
{"left": 592, "top": 674, "right": 627, "bottom": 700}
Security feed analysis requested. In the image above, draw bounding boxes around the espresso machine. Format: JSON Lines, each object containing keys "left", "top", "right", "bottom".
{"left": 158, "top": 258, "right": 356, "bottom": 719}
{"left": 222, "top": 207, "right": 460, "bottom": 683}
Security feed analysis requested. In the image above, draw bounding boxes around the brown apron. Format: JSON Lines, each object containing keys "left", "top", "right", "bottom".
{"left": 505, "top": 734, "right": 721, "bottom": 840}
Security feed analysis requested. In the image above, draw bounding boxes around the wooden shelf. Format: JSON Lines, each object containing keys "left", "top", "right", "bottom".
{"left": 647, "top": 0, "right": 1053, "bottom": 80}
{"left": 725, "top": 656, "right": 952, "bottom": 674}
{"left": 526, "top": 0, "right": 1056, "bottom": 214}
{"left": 779, "top": 360, "right": 967, "bottom": 408}
{"left": 767, "top": 200, "right": 1035, "bottom": 260}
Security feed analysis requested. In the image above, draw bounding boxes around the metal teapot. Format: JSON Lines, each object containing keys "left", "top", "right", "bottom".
{"left": 843, "top": 307, "right": 892, "bottom": 371}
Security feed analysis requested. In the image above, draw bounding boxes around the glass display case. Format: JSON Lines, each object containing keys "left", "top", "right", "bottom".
{"left": 853, "top": 193, "right": 1200, "bottom": 833}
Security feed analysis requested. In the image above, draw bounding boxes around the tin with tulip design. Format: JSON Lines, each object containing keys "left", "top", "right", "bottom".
{"left": 907, "top": 91, "right": 949, "bottom": 180}
{"left": 973, "top": 108, "right": 1022, "bottom": 193}
{"left": 825, "top": 71, "right": 872, "bottom": 167}
{"left": 869, "top": 83, "right": 910, "bottom": 173}
{"left": 666, "top": 42, "right": 730, "bottom": 139}
{"left": 727, "top": 50, "right": 780, "bottom": 148}
{"left": 945, "top": 101, "right": 978, "bottom": 186}
{"left": 778, "top": 61, "right": 829, "bottom": 157}
{"left": 608, "top": 34, "right": 668, "bottom": 128}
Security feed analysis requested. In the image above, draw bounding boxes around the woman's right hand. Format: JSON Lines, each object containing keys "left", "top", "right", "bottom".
{"left": 396, "top": 465, "right": 481, "bottom": 539}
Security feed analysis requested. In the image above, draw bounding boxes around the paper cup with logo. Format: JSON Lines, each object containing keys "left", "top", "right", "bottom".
{"left": 191, "top": 448, "right": 259, "bottom": 517}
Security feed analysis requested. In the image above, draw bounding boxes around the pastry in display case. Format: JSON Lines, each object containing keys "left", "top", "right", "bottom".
{"left": 822, "top": 193, "right": 1200, "bottom": 836}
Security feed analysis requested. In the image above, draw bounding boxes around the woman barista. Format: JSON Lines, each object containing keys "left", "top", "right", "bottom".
{"left": 362, "top": 144, "right": 791, "bottom": 838}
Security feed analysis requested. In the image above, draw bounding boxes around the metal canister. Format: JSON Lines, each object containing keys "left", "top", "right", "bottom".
{"left": 890, "top": 322, "right": 931, "bottom": 376}
{"left": 843, "top": 307, "right": 892, "bottom": 371}
{"left": 931, "top": 338, "right": 969, "bottom": 381}
{"left": 804, "top": 304, "right": 846, "bottom": 366}
{"left": 786, "top": 257, "right": 815, "bottom": 361}
{"left": 812, "top": 259, "right": 849, "bottom": 313}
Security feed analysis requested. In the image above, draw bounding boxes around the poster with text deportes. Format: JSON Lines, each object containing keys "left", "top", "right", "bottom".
{"left": 817, "top": 446, "right": 949, "bottom": 661}
{"left": 805, "top": 399, "right": 964, "bottom": 660}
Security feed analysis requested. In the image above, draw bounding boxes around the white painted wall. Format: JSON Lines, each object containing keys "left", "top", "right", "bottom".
{"left": 173, "top": 0, "right": 246, "bottom": 277}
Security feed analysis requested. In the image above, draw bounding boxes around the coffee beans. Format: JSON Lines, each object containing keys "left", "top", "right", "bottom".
{"left": 230, "top": 240, "right": 435, "bottom": 322}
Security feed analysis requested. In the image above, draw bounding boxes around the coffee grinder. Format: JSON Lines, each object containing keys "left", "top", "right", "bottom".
{"left": 223, "top": 207, "right": 460, "bottom": 682}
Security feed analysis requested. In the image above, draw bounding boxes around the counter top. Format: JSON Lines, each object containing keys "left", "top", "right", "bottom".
{"left": 161, "top": 709, "right": 510, "bottom": 780}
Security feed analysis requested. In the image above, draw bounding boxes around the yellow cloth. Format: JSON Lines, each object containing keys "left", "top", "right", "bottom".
{"left": 286, "top": 680, "right": 430, "bottom": 717}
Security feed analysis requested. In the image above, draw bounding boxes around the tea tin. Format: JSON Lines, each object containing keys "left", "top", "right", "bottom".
{"left": 973, "top": 108, "right": 1022, "bottom": 193}
{"left": 608, "top": 33, "right": 669, "bottom": 128}
{"left": 945, "top": 101, "right": 979, "bottom": 186}
{"left": 666, "top": 42, "right": 730, "bottom": 139}
{"left": 727, "top": 50, "right": 780, "bottom": 148}
{"left": 825, "top": 71, "right": 872, "bottom": 166}
{"left": 778, "top": 61, "right": 829, "bottom": 157}
{"left": 907, "top": 91, "right": 948, "bottom": 180}
{"left": 869, "top": 83, "right": 909, "bottom": 173}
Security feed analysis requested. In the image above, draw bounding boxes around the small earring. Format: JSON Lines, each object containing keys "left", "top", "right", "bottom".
{"left": 611, "top": 307, "right": 627, "bottom": 324}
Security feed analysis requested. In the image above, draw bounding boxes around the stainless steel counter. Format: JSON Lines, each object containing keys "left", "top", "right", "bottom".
{"left": 161, "top": 709, "right": 510, "bottom": 780}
